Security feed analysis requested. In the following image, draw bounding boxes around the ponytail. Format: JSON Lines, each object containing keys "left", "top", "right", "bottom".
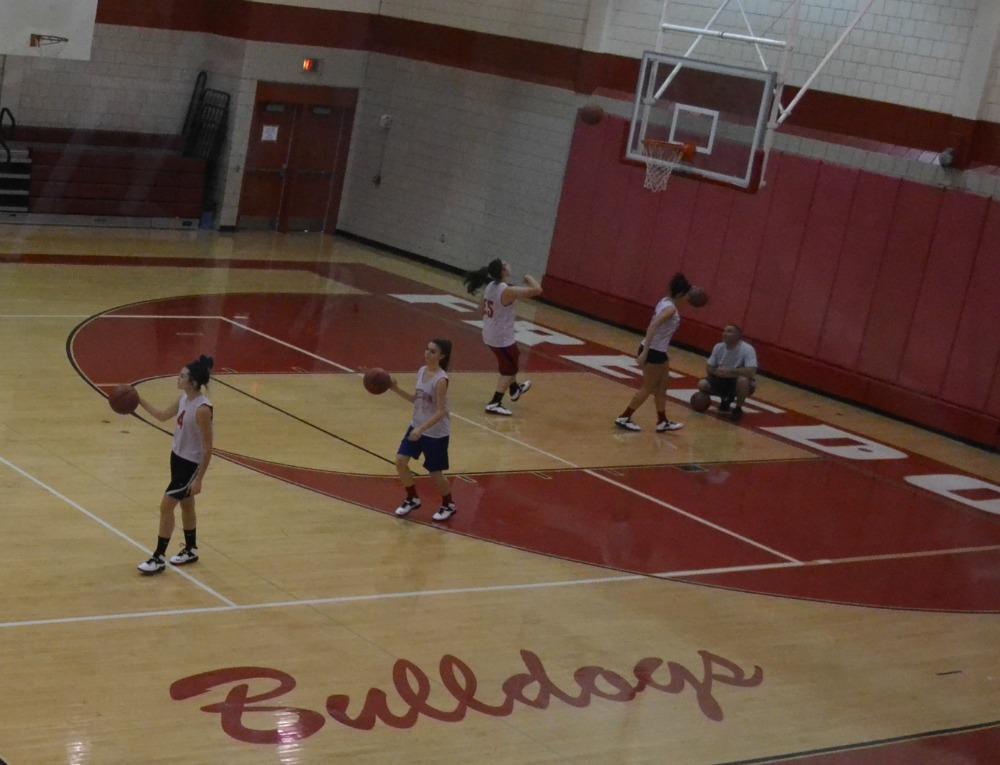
{"left": 463, "top": 258, "right": 504, "bottom": 294}
{"left": 186, "top": 354, "right": 215, "bottom": 389}
{"left": 432, "top": 338, "right": 452, "bottom": 371}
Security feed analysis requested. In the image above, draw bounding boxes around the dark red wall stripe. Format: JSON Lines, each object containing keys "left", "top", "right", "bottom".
{"left": 543, "top": 115, "right": 1000, "bottom": 446}
{"left": 93, "top": 0, "right": 1000, "bottom": 164}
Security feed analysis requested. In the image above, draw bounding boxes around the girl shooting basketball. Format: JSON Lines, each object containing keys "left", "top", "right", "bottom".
{"left": 615, "top": 273, "right": 690, "bottom": 432}
{"left": 136, "top": 355, "right": 214, "bottom": 574}
{"left": 464, "top": 258, "right": 542, "bottom": 416}
{"left": 390, "top": 339, "right": 457, "bottom": 522}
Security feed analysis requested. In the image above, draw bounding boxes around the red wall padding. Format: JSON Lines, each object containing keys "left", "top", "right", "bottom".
{"left": 778, "top": 163, "right": 857, "bottom": 358}
{"left": 742, "top": 154, "right": 819, "bottom": 346}
{"left": 544, "top": 115, "right": 1000, "bottom": 447}
{"left": 942, "top": 201, "right": 1000, "bottom": 416}
{"left": 815, "top": 172, "right": 898, "bottom": 370}
{"left": 898, "top": 191, "right": 989, "bottom": 395}
{"left": 855, "top": 181, "right": 942, "bottom": 383}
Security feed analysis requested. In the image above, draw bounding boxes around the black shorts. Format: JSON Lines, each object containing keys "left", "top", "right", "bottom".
{"left": 166, "top": 451, "right": 199, "bottom": 500}
{"left": 638, "top": 344, "right": 668, "bottom": 365}
{"left": 707, "top": 375, "right": 756, "bottom": 399}
{"left": 397, "top": 426, "right": 450, "bottom": 473}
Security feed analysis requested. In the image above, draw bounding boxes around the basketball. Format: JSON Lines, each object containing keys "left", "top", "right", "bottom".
{"left": 363, "top": 367, "right": 392, "bottom": 395}
{"left": 579, "top": 104, "right": 604, "bottom": 125}
{"left": 690, "top": 391, "right": 711, "bottom": 412}
{"left": 109, "top": 384, "right": 139, "bottom": 414}
{"left": 688, "top": 286, "right": 708, "bottom": 307}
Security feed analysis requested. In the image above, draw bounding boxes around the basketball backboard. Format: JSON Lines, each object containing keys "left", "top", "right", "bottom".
{"left": 626, "top": 52, "right": 775, "bottom": 191}
{"left": 0, "top": 0, "right": 98, "bottom": 60}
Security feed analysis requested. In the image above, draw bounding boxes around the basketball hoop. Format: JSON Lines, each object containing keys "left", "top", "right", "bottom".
{"left": 29, "top": 34, "right": 69, "bottom": 47}
{"left": 641, "top": 140, "right": 696, "bottom": 192}
{"left": 29, "top": 33, "right": 70, "bottom": 58}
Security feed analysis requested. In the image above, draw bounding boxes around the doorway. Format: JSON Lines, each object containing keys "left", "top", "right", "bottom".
{"left": 238, "top": 83, "right": 357, "bottom": 233}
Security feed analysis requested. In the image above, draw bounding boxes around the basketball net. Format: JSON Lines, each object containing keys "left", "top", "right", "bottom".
{"left": 641, "top": 140, "right": 694, "bottom": 193}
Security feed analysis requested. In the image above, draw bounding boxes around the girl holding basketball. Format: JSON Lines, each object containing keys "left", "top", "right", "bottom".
{"left": 136, "top": 355, "right": 215, "bottom": 574}
{"left": 615, "top": 273, "right": 690, "bottom": 432}
{"left": 390, "top": 339, "right": 456, "bottom": 522}
{"left": 464, "top": 258, "right": 542, "bottom": 416}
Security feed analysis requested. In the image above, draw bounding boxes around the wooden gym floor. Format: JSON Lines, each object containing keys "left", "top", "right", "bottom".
{"left": 0, "top": 228, "right": 998, "bottom": 764}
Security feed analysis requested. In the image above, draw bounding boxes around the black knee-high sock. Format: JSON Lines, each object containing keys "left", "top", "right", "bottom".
{"left": 155, "top": 536, "right": 170, "bottom": 557}
{"left": 508, "top": 381, "right": 519, "bottom": 395}
{"left": 490, "top": 391, "right": 504, "bottom": 405}
{"left": 184, "top": 528, "right": 197, "bottom": 550}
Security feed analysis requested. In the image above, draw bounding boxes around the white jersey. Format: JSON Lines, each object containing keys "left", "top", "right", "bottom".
{"left": 482, "top": 281, "right": 516, "bottom": 348}
{"left": 411, "top": 366, "right": 450, "bottom": 438}
{"left": 708, "top": 340, "right": 758, "bottom": 370}
{"left": 648, "top": 297, "right": 680, "bottom": 352}
{"left": 172, "top": 392, "right": 213, "bottom": 463}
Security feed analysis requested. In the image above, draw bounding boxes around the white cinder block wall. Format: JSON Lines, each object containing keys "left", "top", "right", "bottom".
{"left": 337, "top": 56, "right": 580, "bottom": 277}
{"left": 1, "top": 25, "right": 227, "bottom": 134}
{"left": 608, "top": 0, "right": 977, "bottom": 115}
{"left": 985, "top": 31, "right": 1000, "bottom": 122}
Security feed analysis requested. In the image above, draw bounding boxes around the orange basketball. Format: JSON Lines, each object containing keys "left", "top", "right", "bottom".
{"left": 681, "top": 142, "right": 697, "bottom": 162}
{"left": 363, "top": 367, "right": 392, "bottom": 395}
{"left": 109, "top": 384, "right": 139, "bottom": 414}
{"left": 690, "top": 391, "right": 711, "bottom": 412}
{"left": 688, "top": 287, "right": 708, "bottom": 308}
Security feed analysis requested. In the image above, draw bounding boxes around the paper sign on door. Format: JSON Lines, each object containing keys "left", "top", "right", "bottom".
{"left": 262, "top": 125, "right": 279, "bottom": 142}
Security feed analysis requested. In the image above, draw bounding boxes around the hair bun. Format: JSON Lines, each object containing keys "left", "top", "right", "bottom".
{"left": 200, "top": 355, "right": 215, "bottom": 370}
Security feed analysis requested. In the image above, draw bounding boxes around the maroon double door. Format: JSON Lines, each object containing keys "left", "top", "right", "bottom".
{"left": 239, "top": 83, "right": 356, "bottom": 233}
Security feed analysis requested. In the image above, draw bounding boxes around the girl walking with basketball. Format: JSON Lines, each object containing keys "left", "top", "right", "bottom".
{"left": 464, "top": 258, "right": 543, "bottom": 416}
{"left": 136, "top": 355, "right": 215, "bottom": 574}
{"left": 391, "top": 339, "right": 457, "bottom": 522}
{"left": 615, "top": 273, "right": 690, "bottom": 433}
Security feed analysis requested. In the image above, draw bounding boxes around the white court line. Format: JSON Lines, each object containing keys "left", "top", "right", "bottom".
{"left": 653, "top": 544, "right": 1000, "bottom": 578}
{"left": 0, "top": 456, "right": 238, "bottom": 608}
{"left": 102, "top": 314, "right": 223, "bottom": 320}
{"left": 218, "top": 319, "right": 798, "bottom": 563}
{"left": 0, "top": 313, "right": 220, "bottom": 320}
{"left": 0, "top": 574, "right": 641, "bottom": 629}
{"left": 4, "top": 543, "right": 1000, "bottom": 630}
{"left": 222, "top": 317, "right": 355, "bottom": 372}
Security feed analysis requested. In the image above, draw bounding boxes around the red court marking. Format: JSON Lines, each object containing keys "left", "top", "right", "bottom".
{"left": 617, "top": 461, "right": 1000, "bottom": 561}
{"left": 217, "top": 451, "right": 781, "bottom": 575}
{"left": 757, "top": 721, "right": 1000, "bottom": 763}
{"left": 75, "top": 292, "right": 589, "bottom": 378}
{"left": 684, "top": 548, "right": 1000, "bottom": 613}
{"left": 61, "top": 262, "right": 1000, "bottom": 612}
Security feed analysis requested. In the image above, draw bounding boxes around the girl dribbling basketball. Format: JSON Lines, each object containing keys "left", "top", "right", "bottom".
{"left": 463, "top": 258, "right": 542, "bottom": 416}
{"left": 390, "top": 339, "right": 456, "bottom": 522}
{"left": 136, "top": 355, "right": 214, "bottom": 574}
